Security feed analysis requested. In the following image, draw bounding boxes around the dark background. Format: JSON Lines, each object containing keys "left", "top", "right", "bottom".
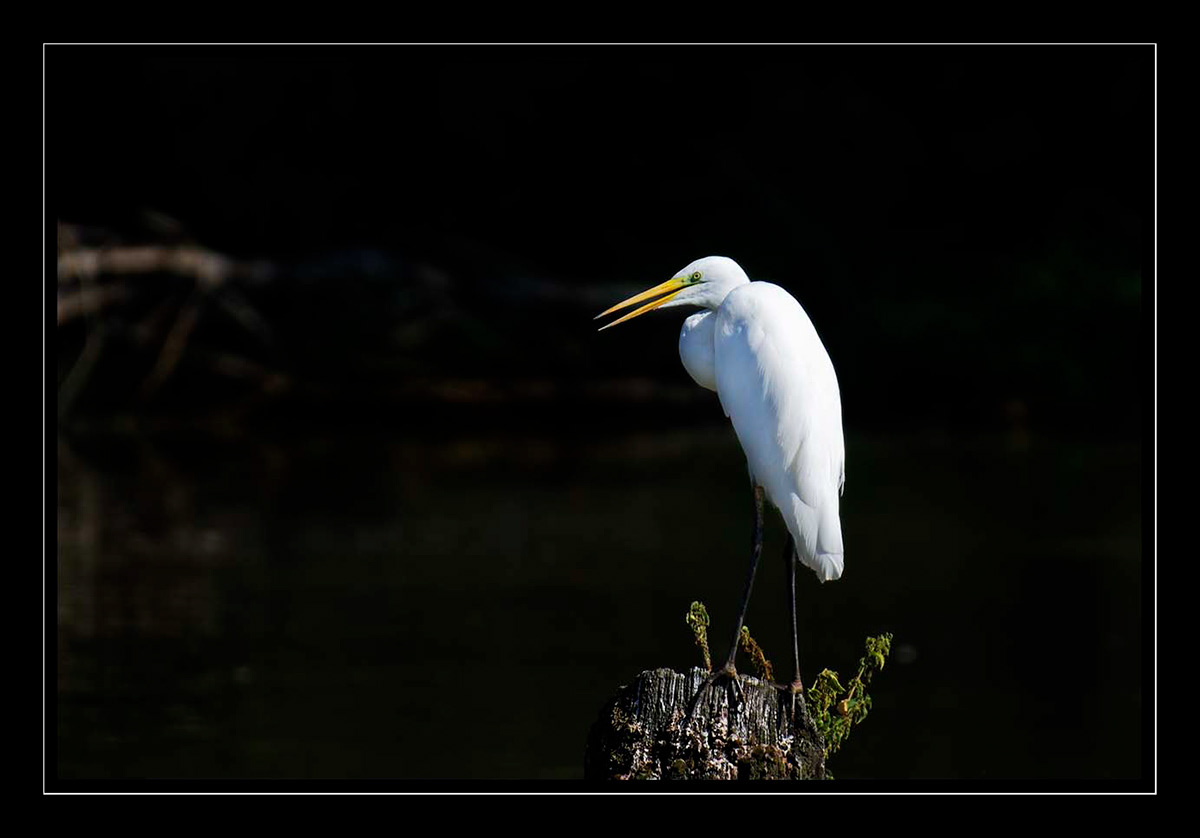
{"left": 50, "top": 45, "right": 1151, "bottom": 786}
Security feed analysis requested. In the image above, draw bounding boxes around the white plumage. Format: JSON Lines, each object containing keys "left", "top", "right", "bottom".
{"left": 600, "top": 255, "right": 845, "bottom": 582}
{"left": 708, "top": 281, "right": 844, "bottom": 581}
{"left": 678, "top": 310, "right": 718, "bottom": 393}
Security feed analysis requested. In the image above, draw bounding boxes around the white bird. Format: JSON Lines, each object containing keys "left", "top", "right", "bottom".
{"left": 597, "top": 255, "right": 845, "bottom": 705}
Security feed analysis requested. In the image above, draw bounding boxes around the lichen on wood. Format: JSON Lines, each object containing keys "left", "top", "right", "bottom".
{"left": 584, "top": 667, "right": 826, "bottom": 780}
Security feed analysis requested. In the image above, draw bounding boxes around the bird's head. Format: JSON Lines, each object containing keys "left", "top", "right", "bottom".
{"left": 596, "top": 256, "right": 751, "bottom": 331}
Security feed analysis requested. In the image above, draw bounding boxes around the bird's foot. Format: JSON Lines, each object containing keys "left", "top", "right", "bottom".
{"left": 684, "top": 663, "right": 746, "bottom": 730}
{"left": 770, "top": 675, "right": 804, "bottom": 695}
{"left": 770, "top": 677, "right": 805, "bottom": 734}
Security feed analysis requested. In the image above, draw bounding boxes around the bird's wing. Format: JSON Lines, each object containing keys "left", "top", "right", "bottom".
{"left": 715, "top": 283, "right": 845, "bottom": 581}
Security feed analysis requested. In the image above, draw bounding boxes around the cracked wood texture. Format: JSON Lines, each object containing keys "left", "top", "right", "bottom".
{"left": 585, "top": 667, "right": 827, "bottom": 780}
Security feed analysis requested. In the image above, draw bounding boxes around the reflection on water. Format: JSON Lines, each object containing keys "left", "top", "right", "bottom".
{"left": 55, "top": 425, "right": 1143, "bottom": 781}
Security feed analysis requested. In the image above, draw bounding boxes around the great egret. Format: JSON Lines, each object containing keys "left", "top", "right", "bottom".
{"left": 597, "top": 255, "right": 844, "bottom": 711}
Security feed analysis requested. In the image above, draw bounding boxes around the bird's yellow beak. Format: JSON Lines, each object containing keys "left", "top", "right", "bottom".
{"left": 595, "top": 276, "right": 689, "bottom": 331}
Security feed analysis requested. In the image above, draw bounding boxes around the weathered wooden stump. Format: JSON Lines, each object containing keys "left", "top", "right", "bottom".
{"left": 585, "top": 667, "right": 827, "bottom": 780}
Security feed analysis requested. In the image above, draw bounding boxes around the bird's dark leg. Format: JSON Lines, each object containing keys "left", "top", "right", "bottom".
{"left": 786, "top": 534, "right": 802, "bottom": 691}
{"left": 723, "top": 483, "right": 766, "bottom": 673}
{"left": 686, "top": 484, "right": 765, "bottom": 725}
{"left": 777, "top": 533, "right": 805, "bottom": 730}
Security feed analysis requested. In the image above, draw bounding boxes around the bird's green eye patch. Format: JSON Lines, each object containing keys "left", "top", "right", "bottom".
{"left": 691, "top": 271, "right": 702, "bottom": 282}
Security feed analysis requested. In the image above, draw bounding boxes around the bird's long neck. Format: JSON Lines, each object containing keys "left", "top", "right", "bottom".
{"left": 704, "top": 274, "right": 751, "bottom": 311}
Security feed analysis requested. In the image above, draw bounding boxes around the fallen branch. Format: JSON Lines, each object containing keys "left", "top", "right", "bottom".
{"left": 57, "top": 245, "right": 274, "bottom": 289}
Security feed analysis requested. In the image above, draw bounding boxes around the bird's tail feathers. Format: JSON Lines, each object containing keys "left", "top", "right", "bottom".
{"left": 806, "top": 551, "right": 844, "bottom": 582}
{"left": 788, "top": 494, "right": 844, "bottom": 582}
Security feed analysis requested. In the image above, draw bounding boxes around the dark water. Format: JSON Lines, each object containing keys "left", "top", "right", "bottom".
{"left": 55, "top": 423, "right": 1143, "bottom": 782}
